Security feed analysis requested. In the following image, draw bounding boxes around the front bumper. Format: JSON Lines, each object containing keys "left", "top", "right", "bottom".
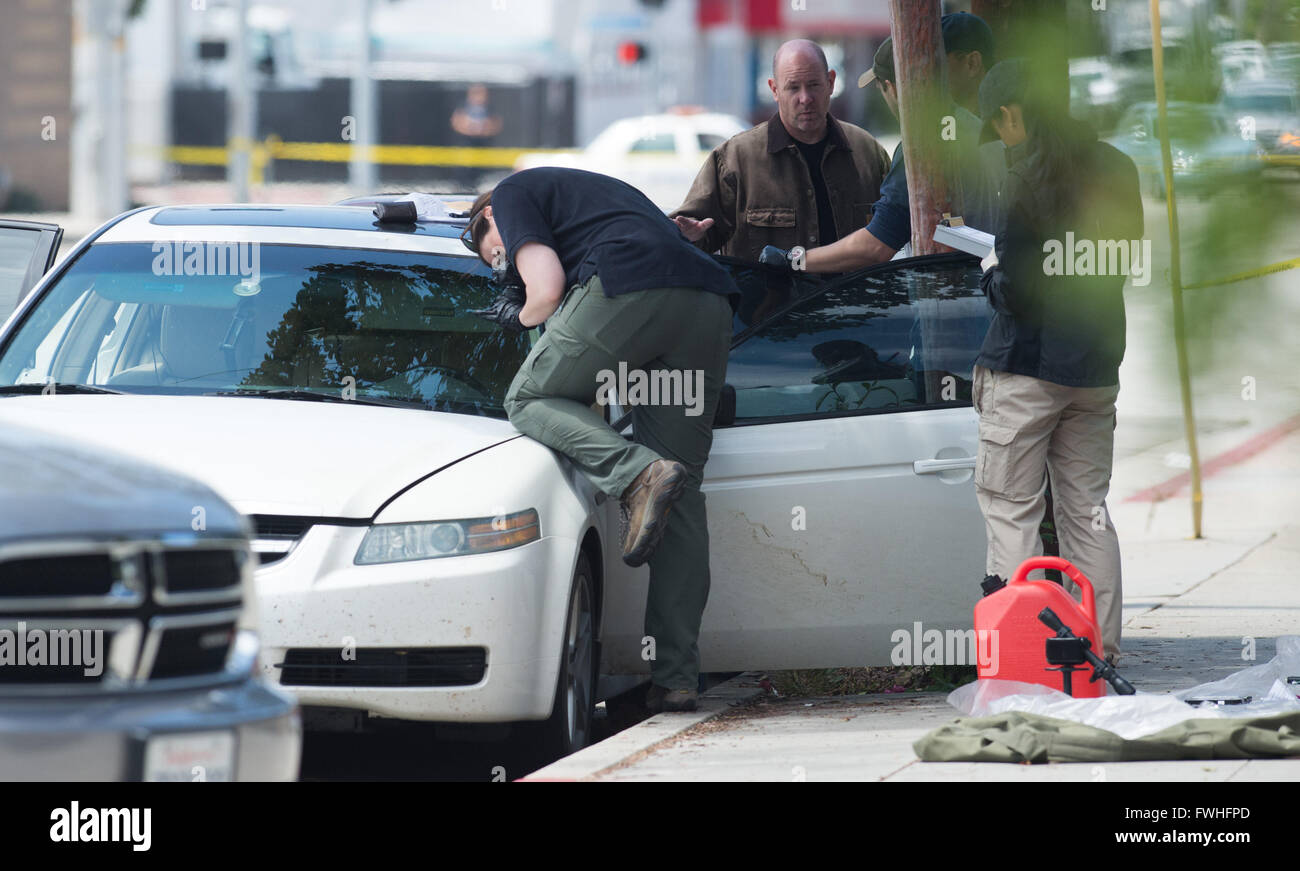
{"left": 256, "top": 525, "right": 579, "bottom": 723}
{"left": 0, "top": 676, "right": 300, "bottom": 781}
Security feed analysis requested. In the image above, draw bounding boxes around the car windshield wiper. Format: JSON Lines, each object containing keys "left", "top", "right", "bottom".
{"left": 0, "top": 383, "right": 124, "bottom": 396}
{"left": 210, "top": 387, "right": 430, "bottom": 409}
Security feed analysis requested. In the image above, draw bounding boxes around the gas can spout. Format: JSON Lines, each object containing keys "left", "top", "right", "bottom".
{"left": 1037, "top": 607, "right": 1137, "bottom": 696}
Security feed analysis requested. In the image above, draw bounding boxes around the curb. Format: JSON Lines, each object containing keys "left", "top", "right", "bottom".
{"left": 517, "top": 672, "right": 768, "bottom": 781}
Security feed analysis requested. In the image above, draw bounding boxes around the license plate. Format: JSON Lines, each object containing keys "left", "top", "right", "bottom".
{"left": 144, "top": 730, "right": 235, "bottom": 782}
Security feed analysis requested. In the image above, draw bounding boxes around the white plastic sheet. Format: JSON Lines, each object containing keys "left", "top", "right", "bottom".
{"left": 948, "top": 636, "right": 1300, "bottom": 741}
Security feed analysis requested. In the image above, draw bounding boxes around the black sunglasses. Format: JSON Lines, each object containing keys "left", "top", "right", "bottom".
{"left": 459, "top": 222, "right": 477, "bottom": 254}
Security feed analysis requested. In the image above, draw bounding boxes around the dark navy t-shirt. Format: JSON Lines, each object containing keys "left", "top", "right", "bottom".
{"left": 491, "top": 167, "right": 738, "bottom": 298}
{"left": 866, "top": 142, "right": 911, "bottom": 251}
{"left": 865, "top": 106, "right": 1004, "bottom": 250}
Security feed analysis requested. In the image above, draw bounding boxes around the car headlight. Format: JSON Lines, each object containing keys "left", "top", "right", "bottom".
{"left": 227, "top": 629, "right": 262, "bottom": 678}
{"left": 1089, "top": 80, "right": 1118, "bottom": 100}
{"left": 354, "top": 508, "right": 541, "bottom": 565}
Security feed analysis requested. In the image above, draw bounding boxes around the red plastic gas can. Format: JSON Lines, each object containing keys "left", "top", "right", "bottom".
{"left": 973, "top": 556, "right": 1105, "bottom": 697}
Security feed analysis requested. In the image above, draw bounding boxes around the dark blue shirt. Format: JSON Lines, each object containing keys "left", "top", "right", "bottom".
{"left": 492, "top": 167, "right": 739, "bottom": 298}
{"left": 864, "top": 106, "right": 1005, "bottom": 250}
{"left": 866, "top": 142, "right": 911, "bottom": 251}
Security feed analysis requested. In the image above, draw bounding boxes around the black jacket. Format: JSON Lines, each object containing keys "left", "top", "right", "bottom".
{"left": 977, "top": 118, "right": 1142, "bottom": 388}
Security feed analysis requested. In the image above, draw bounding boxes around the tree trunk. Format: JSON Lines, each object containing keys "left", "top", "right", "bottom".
{"left": 889, "top": 0, "right": 951, "bottom": 256}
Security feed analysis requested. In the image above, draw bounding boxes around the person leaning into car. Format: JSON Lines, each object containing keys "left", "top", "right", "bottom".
{"left": 466, "top": 166, "right": 739, "bottom": 714}
{"left": 670, "top": 39, "right": 891, "bottom": 262}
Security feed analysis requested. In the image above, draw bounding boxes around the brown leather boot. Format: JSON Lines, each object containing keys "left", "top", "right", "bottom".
{"left": 619, "top": 459, "right": 687, "bottom": 567}
{"left": 645, "top": 684, "right": 698, "bottom": 713}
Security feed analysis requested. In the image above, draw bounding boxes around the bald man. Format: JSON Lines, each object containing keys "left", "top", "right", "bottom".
{"left": 671, "top": 39, "right": 890, "bottom": 264}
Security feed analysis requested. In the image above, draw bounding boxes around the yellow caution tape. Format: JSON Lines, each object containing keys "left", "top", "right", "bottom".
{"left": 165, "top": 145, "right": 232, "bottom": 166}
{"left": 1183, "top": 255, "right": 1300, "bottom": 290}
{"left": 141, "top": 141, "right": 576, "bottom": 170}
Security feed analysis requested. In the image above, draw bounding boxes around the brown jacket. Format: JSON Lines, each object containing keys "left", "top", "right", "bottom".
{"left": 671, "top": 114, "right": 891, "bottom": 262}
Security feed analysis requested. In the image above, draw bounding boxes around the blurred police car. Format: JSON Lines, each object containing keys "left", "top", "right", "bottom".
{"left": 513, "top": 109, "right": 748, "bottom": 210}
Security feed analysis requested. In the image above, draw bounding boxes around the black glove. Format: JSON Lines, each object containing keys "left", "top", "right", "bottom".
{"left": 759, "top": 244, "right": 793, "bottom": 270}
{"left": 491, "top": 267, "right": 527, "bottom": 307}
{"left": 470, "top": 293, "right": 526, "bottom": 333}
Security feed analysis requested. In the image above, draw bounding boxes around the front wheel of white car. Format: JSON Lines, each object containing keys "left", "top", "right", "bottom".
{"left": 535, "top": 551, "right": 596, "bottom": 760}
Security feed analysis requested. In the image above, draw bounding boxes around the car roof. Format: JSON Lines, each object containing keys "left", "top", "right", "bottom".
{"left": 1223, "top": 79, "right": 1298, "bottom": 96}
{"left": 1127, "top": 101, "right": 1220, "bottom": 113}
{"left": 96, "top": 202, "right": 477, "bottom": 257}
{"left": 1215, "top": 40, "right": 1266, "bottom": 53}
{"left": 1069, "top": 57, "right": 1112, "bottom": 72}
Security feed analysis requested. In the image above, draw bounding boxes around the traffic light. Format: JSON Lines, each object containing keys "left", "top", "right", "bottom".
{"left": 617, "top": 41, "right": 649, "bottom": 65}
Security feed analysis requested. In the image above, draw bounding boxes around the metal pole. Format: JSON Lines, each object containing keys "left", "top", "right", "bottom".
{"left": 349, "top": 0, "right": 377, "bottom": 193}
{"left": 229, "top": 0, "right": 252, "bottom": 202}
{"left": 104, "top": 0, "right": 128, "bottom": 217}
{"left": 888, "top": 0, "right": 951, "bottom": 255}
{"left": 70, "top": 0, "right": 99, "bottom": 225}
{"left": 1149, "top": 0, "right": 1203, "bottom": 538}
{"left": 71, "top": 0, "right": 129, "bottom": 223}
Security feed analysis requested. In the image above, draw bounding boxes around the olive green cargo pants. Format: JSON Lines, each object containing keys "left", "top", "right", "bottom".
{"left": 503, "top": 274, "right": 733, "bottom": 691}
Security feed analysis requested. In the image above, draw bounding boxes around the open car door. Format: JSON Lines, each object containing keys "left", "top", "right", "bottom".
{"left": 696, "top": 253, "right": 993, "bottom": 670}
{"left": 0, "top": 219, "right": 62, "bottom": 318}
{"left": 599, "top": 253, "right": 993, "bottom": 673}
{"left": 604, "top": 253, "right": 991, "bottom": 676}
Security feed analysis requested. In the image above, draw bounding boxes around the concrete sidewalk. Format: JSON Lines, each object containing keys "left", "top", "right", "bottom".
{"left": 526, "top": 425, "right": 1300, "bottom": 782}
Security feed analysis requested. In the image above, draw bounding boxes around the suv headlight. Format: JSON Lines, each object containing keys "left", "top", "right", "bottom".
{"left": 227, "top": 629, "right": 262, "bottom": 678}
{"left": 354, "top": 509, "right": 540, "bottom": 565}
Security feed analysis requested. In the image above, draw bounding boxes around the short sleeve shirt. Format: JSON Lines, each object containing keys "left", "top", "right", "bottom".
{"left": 865, "top": 105, "right": 1006, "bottom": 248}
{"left": 491, "top": 167, "right": 739, "bottom": 299}
{"left": 866, "top": 142, "right": 911, "bottom": 251}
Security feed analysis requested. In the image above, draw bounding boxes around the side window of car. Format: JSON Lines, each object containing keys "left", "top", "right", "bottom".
{"left": 716, "top": 256, "right": 825, "bottom": 338}
{"left": 629, "top": 132, "right": 675, "bottom": 154}
{"left": 698, "top": 133, "right": 728, "bottom": 151}
{"left": 725, "top": 255, "right": 990, "bottom": 423}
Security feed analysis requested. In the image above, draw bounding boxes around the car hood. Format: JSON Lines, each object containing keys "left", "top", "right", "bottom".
{"left": 0, "top": 396, "right": 521, "bottom": 518}
{"left": 0, "top": 421, "right": 246, "bottom": 543}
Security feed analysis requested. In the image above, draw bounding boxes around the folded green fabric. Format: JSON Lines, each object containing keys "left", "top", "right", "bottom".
{"left": 914, "top": 711, "right": 1300, "bottom": 763}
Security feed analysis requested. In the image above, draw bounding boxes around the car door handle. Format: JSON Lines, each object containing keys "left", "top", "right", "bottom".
{"left": 912, "top": 457, "right": 976, "bottom": 475}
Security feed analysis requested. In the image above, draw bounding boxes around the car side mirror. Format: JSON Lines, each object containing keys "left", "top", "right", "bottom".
{"left": 713, "top": 383, "right": 735, "bottom": 428}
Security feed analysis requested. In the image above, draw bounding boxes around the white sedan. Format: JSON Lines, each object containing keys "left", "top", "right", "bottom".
{"left": 0, "top": 204, "right": 988, "bottom": 757}
{"left": 513, "top": 111, "right": 749, "bottom": 211}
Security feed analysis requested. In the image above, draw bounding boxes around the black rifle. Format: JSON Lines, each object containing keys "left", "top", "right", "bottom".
{"left": 1038, "top": 607, "right": 1136, "bottom": 696}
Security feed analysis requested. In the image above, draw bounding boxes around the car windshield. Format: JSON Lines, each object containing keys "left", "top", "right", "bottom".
{"left": 1155, "top": 108, "right": 1228, "bottom": 140}
{"left": 0, "top": 242, "right": 531, "bottom": 417}
{"left": 1223, "top": 93, "right": 1297, "bottom": 113}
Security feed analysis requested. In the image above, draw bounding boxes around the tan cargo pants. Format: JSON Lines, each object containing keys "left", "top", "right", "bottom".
{"left": 972, "top": 365, "right": 1123, "bottom": 659}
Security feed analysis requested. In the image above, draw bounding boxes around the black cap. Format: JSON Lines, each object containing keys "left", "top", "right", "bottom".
{"left": 978, "top": 57, "right": 1029, "bottom": 143}
{"left": 941, "top": 11, "right": 995, "bottom": 64}
{"left": 858, "top": 37, "right": 894, "bottom": 89}
{"left": 859, "top": 13, "right": 993, "bottom": 89}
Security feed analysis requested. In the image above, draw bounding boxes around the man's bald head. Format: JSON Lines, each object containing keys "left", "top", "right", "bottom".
{"left": 768, "top": 39, "right": 835, "bottom": 144}
{"left": 772, "top": 39, "right": 829, "bottom": 79}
